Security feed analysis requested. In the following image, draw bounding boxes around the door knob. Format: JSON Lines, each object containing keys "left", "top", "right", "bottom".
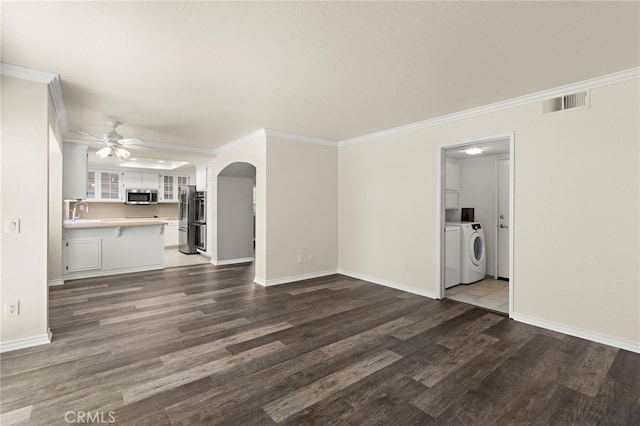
{"left": 500, "top": 224, "right": 509, "bottom": 229}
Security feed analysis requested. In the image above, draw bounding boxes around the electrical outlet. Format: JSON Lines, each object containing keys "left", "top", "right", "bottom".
{"left": 5, "top": 300, "right": 19, "bottom": 317}
{"left": 401, "top": 262, "right": 408, "bottom": 272}
{"left": 308, "top": 253, "right": 315, "bottom": 262}
{"left": 297, "top": 254, "right": 304, "bottom": 264}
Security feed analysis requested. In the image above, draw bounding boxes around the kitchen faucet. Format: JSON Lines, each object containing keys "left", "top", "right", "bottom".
{"left": 72, "top": 201, "right": 90, "bottom": 222}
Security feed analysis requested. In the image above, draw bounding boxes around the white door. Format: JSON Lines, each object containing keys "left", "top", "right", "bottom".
{"left": 497, "top": 158, "right": 510, "bottom": 278}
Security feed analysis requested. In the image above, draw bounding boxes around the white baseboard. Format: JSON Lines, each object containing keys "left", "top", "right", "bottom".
{"left": 197, "top": 249, "right": 211, "bottom": 258}
{"left": 213, "top": 257, "right": 255, "bottom": 266}
{"left": 255, "top": 269, "right": 338, "bottom": 287}
{"left": 512, "top": 312, "right": 640, "bottom": 354}
{"left": 337, "top": 269, "right": 437, "bottom": 299}
{"left": 0, "top": 329, "right": 52, "bottom": 353}
{"left": 48, "top": 278, "right": 64, "bottom": 287}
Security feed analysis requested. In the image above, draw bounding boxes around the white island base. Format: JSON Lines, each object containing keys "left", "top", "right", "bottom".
{"left": 63, "top": 220, "right": 166, "bottom": 281}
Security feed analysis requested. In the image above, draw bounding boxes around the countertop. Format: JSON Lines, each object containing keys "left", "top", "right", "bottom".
{"left": 63, "top": 218, "right": 169, "bottom": 229}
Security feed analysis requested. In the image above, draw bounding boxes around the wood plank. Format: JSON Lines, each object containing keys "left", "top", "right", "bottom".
{"left": 0, "top": 405, "right": 32, "bottom": 426}
{"left": 263, "top": 350, "right": 402, "bottom": 422}
{"left": 562, "top": 341, "right": 618, "bottom": 397}
{"left": 412, "top": 333, "right": 499, "bottom": 386}
{"left": 122, "top": 340, "right": 286, "bottom": 403}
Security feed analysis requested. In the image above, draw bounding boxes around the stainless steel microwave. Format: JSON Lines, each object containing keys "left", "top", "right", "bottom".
{"left": 125, "top": 188, "right": 158, "bottom": 205}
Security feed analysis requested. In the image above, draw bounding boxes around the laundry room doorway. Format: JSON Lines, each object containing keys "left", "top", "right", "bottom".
{"left": 438, "top": 134, "right": 514, "bottom": 317}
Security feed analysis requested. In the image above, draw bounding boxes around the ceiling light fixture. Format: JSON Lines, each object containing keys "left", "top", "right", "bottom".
{"left": 115, "top": 147, "right": 131, "bottom": 160}
{"left": 465, "top": 147, "right": 484, "bottom": 155}
{"left": 95, "top": 144, "right": 131, "bottom": 160}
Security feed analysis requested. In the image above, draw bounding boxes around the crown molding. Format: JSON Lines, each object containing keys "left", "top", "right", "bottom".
{"left": 213, "top": 129, "right": 267, "bottom": 156}
{"left": 1, "top": 63, "right": 70, "bottom": 136}
{"left": 49, "top": 75, "right": 70, "bottom": 136}
{"left": 213, "top": 128, "right": 338, "bottom": 157}
{"left": 1, "top": 63, "right": 57, "bottom": 83}
{"left": 264, "top": 128, "right": 337, "bottom": 147}
{"left": 338, "top": 67, "right": 640, "bottom": 147}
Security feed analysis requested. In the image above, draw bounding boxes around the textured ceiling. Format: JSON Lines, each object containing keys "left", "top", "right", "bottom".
{"left": 2, "top": 1, "right": 639, "bottom": 153}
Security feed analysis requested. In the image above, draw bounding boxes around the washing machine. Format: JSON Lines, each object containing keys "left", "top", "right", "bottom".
{"left": 459, "top": 222, "right": 486, "bottom": 284}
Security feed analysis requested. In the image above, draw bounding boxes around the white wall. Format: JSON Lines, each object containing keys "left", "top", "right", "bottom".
{"left": 339, "top": 78, "right": 639, "bottom": 348}
{"left": 210, "top": 134, "right": 267, "bottom": 282}
{"left": 217, "top": 176, "right": 255, "bottom": 261}
{"left": 48, "top": 91, "right": 64, "bottom": 287}
{"left": 210, "top": 133, "right": 338, "bottom": 284}
{"left": 266, "top": 136, "right": 338, "bottom": 283}
{"left": 48, "top": 125, "right": 63, "bottom": 286}
{"left": 457, "top": 154, "right": 507, "bottom": 277}
{"left": 1, "top": 75, "right": 51, "bottom": 348}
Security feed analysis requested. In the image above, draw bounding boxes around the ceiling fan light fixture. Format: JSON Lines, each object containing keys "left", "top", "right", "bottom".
{"left": 96, "top": 146, "right": 112, "bottom": 159}
{"left": 115, "top": 147, "right": 131, "bottom": 160}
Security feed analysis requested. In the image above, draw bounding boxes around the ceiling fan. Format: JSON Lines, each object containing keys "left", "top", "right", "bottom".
{"left": 77, "top": 120, "right": 145, "bottom": 160}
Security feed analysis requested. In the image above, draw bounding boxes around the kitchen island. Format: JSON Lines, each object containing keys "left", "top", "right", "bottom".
{"left": 62, "top": 219, "right": 167, "bottom": 280}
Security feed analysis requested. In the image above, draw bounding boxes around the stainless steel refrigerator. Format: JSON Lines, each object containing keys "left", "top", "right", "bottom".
{"left": 178, "top": 185, "right": 198, "bottom": 254}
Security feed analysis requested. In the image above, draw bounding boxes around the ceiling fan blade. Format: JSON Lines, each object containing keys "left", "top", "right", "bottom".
{"left": 120, "top": 137, "right": 145, "bottom": 146}
{"left": 76, "top": 130, "right": 106, "bottom": 141}
{"left": 65, "top": 138, "right": 98, "bottom": 144}
{"left": 124, "top": 144, "right": 152, "bottom": 151}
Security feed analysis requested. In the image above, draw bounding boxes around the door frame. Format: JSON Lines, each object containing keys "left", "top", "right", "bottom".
{"left": 494, "top": 155, "right": 510, "bottom": 279}
{"left": 437, "top": 132, "right": 515, "bottom": 318}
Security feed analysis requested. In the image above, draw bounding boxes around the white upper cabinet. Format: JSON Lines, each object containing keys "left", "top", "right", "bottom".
{"left": 122, "top": 171, "right": 160, "bottom": 190}
{"left": 195, "top": 164, "right": 208, "bottom": 191}
{"left": 445, "top": 159, "right": 460, "bottom": 192}
{"left": 160, "top": 174, "right": 176, "bottom": 202}
{"left": 445, "top": 191, "right": 460, "bottom": 209}
{"left": 86, "top": 170, "right": 121, "bottom": 202}
{"left": 160, "top": 174, "right": 190, "bottom": 202}
{"left": 445, "top": 158, "right": 460, "bottom": 210}
{"left": 63, "top": 144, "right": 88, "bottom": 200}
{"left": 86, "top": 169, "right": 193, "bottom": 202}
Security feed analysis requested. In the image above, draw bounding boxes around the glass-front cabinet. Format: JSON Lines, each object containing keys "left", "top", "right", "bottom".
{"left": 160, "top": 174, "right": 190, "bottom": 202}
{"left": 101, "top": 172, "right": 120, "bottom": 200}
{"left": 87, "top": 169, "right": 191, "bottom": 202}
{"left": 86, "top": 170, "right": 120, "bottom": 201}
{"left": 87, "top": 171, "right": 96, "bottom": 199}
{"left": 162, "top": 175, "right": 175, "bottom": 201}
{"left": 177, "top": 175, "right": 189, "bottom": 190}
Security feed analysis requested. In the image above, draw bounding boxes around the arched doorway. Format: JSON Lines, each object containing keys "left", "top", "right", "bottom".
{"left": 216, "top": 162, "right": 257, "bottom": 265}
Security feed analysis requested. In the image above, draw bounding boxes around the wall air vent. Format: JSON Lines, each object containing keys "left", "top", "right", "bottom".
{"left": 543, "top": 91, "right": 590, "bottom": 113}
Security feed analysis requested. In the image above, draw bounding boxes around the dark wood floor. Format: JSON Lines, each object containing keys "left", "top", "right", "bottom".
{"left": 1, "top": 263, "right": 639, "bottom": 425}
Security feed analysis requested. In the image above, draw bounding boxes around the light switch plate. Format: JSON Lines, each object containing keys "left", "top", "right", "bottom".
{"left": 6, "top": 218, "right": 20, "bottom": 234}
